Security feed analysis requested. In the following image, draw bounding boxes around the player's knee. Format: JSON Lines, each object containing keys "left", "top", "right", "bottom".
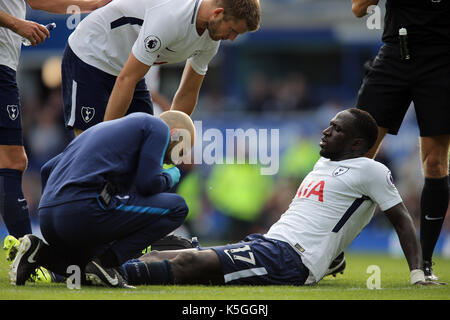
{"left": 422, "top": 154, "right": 448, "bottom": 178}
{"left": 0, "top": 147, "right": 28, "bottom": 171}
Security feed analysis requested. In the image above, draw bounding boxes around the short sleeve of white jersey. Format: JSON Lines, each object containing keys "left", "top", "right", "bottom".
{"left": 132, "top": 6, "right": 178, "bottom": 66}
{"left": 187, "top": 43, "right": 220, "bottom": 75}
{"left": 358, "top": 161, "right": 402, "bottom": 212}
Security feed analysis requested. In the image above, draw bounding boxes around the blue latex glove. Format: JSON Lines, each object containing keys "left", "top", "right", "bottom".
{"left": 163, "top": 166, "right": 180, "bottom": 188}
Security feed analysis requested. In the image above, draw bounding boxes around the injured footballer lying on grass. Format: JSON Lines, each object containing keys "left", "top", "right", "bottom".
{"left": 7, "top": 108, "right": 445, "bottom": 288}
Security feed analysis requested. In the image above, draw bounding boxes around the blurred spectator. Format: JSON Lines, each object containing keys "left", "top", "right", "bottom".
{"left": 246, "top": 72, "right": 273, "bottom": 112}
{"left": 246, "top": 71, "right": 320, "bottom": 113}
{"left": 273, "top": 73, "right": 317, "bottom": 111}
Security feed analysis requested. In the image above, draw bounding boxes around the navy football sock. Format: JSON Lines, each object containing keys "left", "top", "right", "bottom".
{"left": 0, "top": 169, "right": 32, "bottom": 238}
{"left": 123, "top": 259, "right": 174, "bottom": 285}
{"left": 420, "top": 176, "right": 449, "bottom": 262}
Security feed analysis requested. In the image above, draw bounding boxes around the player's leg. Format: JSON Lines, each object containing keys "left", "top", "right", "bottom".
{"left": 139, "top": 247, "right": 194, "bottom": 262}
{"left": 0, "top": 65, "right": 32, "bottom": 238}
{"left": 0, "top": 146, "right": 31, "bottom": 238}
{"left": 123, "top": 248, "right": 222, "bottom": 286}
{"left": 61, "top": 44, "right": 116, "bottom": 136}
{"left": 169, "top": 249, "right": 223, "bottom": 284}
{"left": 123, "top": 235, "right": 310, "bottom": 286}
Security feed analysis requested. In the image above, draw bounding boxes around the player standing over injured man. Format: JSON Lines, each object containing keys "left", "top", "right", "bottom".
{"left": 9, "top": 111, "right": 196, "bottom": 287}
{"left": 93, "top": 109, "right": 443, "bottom": 287}
{"left": 352, "top": 0, "right": 450, "bottom": 280}
{"left": 62, "top": 0, "right": 261, "bottom": 136}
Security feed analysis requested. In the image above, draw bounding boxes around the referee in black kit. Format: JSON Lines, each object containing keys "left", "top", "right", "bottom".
{"left": 352, "top": 0, "right": 450, "bottom": 281}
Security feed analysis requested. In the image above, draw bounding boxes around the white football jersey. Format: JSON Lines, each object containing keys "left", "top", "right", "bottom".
{"left": 69, "top": 0, "right": 220, "bottom": 76}
{"left": 265, "top": 157, "right": 402, "bottom": 283}
{"left": 0, "top": 0, "right": 26, "bottom": 71}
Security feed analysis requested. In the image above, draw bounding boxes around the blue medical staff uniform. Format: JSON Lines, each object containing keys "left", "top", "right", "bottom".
{"left": 38, "top": 113, "right": 188, "bottom": 273}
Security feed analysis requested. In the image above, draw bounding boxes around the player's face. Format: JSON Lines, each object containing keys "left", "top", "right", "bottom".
{"left": 207, "top": 16, "right": 248, "bottom": 41}
{"left": 319, "top": 111, "right": 356, "bottom": 161}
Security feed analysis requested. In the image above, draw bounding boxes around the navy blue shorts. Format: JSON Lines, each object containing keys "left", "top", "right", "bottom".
{"left": 0, "top": 65, "right": 23, "bottom": 145}
{"left": 61, "top": 45, "right": 154, "bottom": 131}
{"left": 207, "top": 234, "right": 309, "bottom": 286}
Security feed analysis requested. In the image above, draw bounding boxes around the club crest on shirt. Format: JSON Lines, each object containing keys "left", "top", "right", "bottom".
{"left": 6, "top": 105, "right": 19, "bottom": 121}
{"left": 81, "top": 106, "right": 95, "bottom": 123}
{"left": 332, "top": 166, "right": 349, "bottom": 177}
{"left": 144, "top": 35, "right": 161, "bottom": 53}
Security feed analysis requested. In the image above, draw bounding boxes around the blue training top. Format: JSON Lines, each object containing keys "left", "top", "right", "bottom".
{"left": 39, "top": 113, "right": 171, "bottom": 208}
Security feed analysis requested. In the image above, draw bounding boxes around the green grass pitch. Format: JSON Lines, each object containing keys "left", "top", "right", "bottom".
{"left": 0, "top": 252, "right": 449, "bottom": 300}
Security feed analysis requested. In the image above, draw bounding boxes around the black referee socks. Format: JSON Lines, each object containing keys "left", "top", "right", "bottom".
{"left": 420, "top": 176, "right": 449, "bottom": 262}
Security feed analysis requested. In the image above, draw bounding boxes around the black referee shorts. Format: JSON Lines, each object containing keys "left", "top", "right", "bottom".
{"left": 356, "top": 44, "right": 450, "bottom": 136}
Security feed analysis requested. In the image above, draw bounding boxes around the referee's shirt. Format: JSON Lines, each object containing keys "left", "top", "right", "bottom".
{"left": 382, "top": 0, "right": 450, "bottom": 48}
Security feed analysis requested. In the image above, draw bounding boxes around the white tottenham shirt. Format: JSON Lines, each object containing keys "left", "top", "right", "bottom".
{"left": 265, "top": 157, "right": 402, "bottom": 283}
{"left": 0, "top": 0, "right": 26, "bottom": 71}
{"left": 69, "top": 0, "right": 220, "bottom": 76}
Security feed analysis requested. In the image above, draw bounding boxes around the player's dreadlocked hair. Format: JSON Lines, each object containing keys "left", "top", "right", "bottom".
{"left": 347, "top": 108, "right": 378, "bottom": 151}
{"left": 218, "top": 0, "right": 261, "bottom": 31}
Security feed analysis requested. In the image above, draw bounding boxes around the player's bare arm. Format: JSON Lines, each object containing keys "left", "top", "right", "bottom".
{"left": 103, "top": 52, "right": 150, "bottom": 122}
{"left": 25, "top": 0, "right": 112, "bottom": 14}
{"left": 384, "top": 203, "right": 444, "bottom": 286}
{"left": 351, "top": 0, "right": 379, "bottom": 18}
{"left": 0, "top": 10, "right": 49, "bottom": 46}
{"left": 171, "top": 61, "right": 205, "bottom": 116}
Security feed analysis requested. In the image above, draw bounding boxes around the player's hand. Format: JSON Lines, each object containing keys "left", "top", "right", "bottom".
{"left": 414, "top": 280, "right": 447, "bottom": 286}
{"left": 14, "top": 19, "right": 49, "bottom": 46}
{"left": 163, "top": 166, "right": 181, "bottom": 188}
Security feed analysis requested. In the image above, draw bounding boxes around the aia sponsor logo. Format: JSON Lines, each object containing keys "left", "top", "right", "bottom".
{"left": 296, "top": 179, "right": 325, "bottom": 202}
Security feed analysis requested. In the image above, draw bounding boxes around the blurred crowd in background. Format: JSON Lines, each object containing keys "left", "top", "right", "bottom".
{"left": 1, "top": 0, "right": 449, "bottom": 254}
